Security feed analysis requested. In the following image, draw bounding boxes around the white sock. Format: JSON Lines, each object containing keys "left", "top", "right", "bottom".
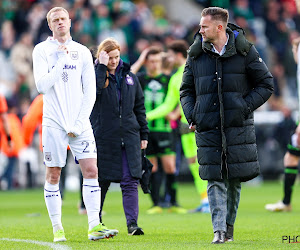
{"left": 82, "top": 178, "right": 101, "bottom": 230}
{"left": 44, "top": 181, "right": 63, "bottom": 233}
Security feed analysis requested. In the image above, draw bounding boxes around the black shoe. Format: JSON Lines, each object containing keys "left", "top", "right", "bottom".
{"left": 211, "top": 231, "right": 225, "bottom": 244}
{"left": 127, "top": 223, "right": 144, "bottom": 236}
{"left": 225, "top": 224, "right": 234, "bottom": 242}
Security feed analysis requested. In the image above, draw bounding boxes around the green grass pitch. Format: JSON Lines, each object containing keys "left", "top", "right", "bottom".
{"left": 0, "top": 181, "right": 299, "bottom": 249}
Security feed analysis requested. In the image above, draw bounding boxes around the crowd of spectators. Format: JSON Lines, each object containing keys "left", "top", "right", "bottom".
{"left": 1, "top": 0, "right": 300, "bottom": 189}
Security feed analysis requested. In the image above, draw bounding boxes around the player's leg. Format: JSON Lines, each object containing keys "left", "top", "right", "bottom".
{"left": 181, "top": 132, "right": 209, "bottom": 213}
{"left": 70, "top": 129, "right": 118, "bottom": 240}
{"left": 78, "top": 171, "right": 86, "bottom": 214}
{"left": 282, "top": 152, "right": 299, "bottom": 207}
{"left": 42, "top": 126, "right": 68, "bottom": 242}
{"left": 146, "top": 133, "right": 163, "bottom": 214}
{"left": 265, "top": 133, "right": 300, "bottom": 212}
{"left": 159, "top": 132, "right": 186, "bottom": 214}
{"left": 265, "top": 149, "right": 299, "bottom": 212}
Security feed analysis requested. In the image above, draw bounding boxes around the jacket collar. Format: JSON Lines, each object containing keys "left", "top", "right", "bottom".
{"left": 188, "top": 23, "right": 252, "bottom": 59}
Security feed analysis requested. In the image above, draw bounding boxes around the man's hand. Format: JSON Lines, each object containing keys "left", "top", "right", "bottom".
{"left": 141, "top": 140, "right": 148, "bottom": 149}
{"left": 67, "top": 132, "right": 76, "bottom": 138}
{"left": 99, "top": 51, "right": 109, "bottom": 66}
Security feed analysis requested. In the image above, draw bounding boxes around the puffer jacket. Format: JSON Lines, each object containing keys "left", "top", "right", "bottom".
{"left": 180, "top": 23, "right": 274, "bottom": 182}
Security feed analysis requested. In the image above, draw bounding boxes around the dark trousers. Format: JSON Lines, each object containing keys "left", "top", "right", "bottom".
{"left": 100, "top": 149, "right": 139, "bottom": 226}
{"left": 1, "top": 157, "right": 17, "bottom": 189}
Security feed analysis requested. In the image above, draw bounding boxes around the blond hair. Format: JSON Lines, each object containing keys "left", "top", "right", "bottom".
{"left": 96, "top": 38, "right": 121, "bottom": 59}
{"left": 46, "top": 7, "right": 69, "bottom": 24}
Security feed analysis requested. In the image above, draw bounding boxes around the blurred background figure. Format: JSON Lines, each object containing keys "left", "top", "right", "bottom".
{"left": 0, "top": 96, "right": 25, "bottom": 190}
{"left": 132, "top": 46, "right": 186, "bottom": 214}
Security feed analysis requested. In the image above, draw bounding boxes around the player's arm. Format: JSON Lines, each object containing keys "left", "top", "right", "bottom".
{"left": 70, "top": 48, "right": 96, "bottom": 137}
{"left": 180, "top": 56, "right": 196, "bottom": 124}
{"left": 146, "top": 77, "right": 179, "bottom": 121}
{"left": 166, "top": 105, "right": 181, "bottom": 121}
{"left": 32, "top": 45, "right": 68, "bottom": 94}
{"left": 131, "top": 48, "right": 149, "bottom": 74}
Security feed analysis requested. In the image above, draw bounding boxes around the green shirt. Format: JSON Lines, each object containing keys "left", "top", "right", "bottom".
{"left": 137, "top": 72, "right": 171, "bottom": 132}
{"left": 146, "top": 64, "right": 188, "bottom": 124}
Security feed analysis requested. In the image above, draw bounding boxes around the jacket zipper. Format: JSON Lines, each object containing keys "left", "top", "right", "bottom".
{"left": 216, "top": 58, "right": 228, "bottom": 179}
{"left": 119, "top": 77, "right": 124, "bottom": 147}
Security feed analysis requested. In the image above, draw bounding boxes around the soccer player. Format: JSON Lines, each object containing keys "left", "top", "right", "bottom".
{"left": 22, "top": 94, "right": 86, "bottom": 210}
{"left": 145, "top": 41, "right": 210, "bottom": 213}
{"left": 32, "top": 7, "right": 118, "bottom": 242}
{"left": 0, "top": 95, "right": 24, "bottom": 190}
{"left": 265, "top": 36, "right": 300, "bottom": 212}
{"left": 132, "top": 46, "right": 186, "bottom": 214}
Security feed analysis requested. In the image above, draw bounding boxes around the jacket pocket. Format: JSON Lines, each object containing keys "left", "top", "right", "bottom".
{"left": 239, "top": 97, "right": 249, "bottom": 120}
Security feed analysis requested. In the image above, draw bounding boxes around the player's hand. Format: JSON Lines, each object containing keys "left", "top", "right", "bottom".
{"left": 141, "top": 140, "right": 148, "bottom": 149}
{"left": 99, "top": 51, "right": 109, "bottom": 66}
{"left": 67, "top": 132, "right": 76, "bottom": 138}
{"left": 190, "top": 125, "right": 196, "bottom": 132}
{"left": 57, "top": 45, "right": 68, "bottom": 54}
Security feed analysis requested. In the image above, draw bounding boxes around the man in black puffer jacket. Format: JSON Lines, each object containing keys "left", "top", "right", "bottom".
{"left": 180, "top": 7, "right": 273, "bottom": 244}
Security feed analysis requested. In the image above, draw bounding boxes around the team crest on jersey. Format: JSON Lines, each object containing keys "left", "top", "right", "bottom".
{"left": 45, "top": 152, "right": 52, "bottom": 162}
{"left": 126, "top": 75, "right": 134, "bottom": 85}
{"left": 70, "top": 51, "right": 78, "bottom": 60}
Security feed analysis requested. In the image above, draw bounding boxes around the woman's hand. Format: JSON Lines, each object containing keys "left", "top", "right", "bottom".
{"left": 99, "top": 51, "right": 109, "bottom": 66}
{"left": 141, "top": 140, "right": 148, "bottom": 149}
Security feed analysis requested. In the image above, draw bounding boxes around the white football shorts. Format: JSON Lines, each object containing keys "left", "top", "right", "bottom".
{"left": 42, "top": 126, "right": 97, "bottom": 167}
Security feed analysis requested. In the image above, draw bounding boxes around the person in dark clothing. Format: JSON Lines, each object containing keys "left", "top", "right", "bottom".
{"left": 265, "top": 36, "right": 300, "bottom": 213}
{"left": 91, "top": 38, "right": 149, "bottom": 236}
{"left": 180, "top": 7, "right": 274, "bottom": 244}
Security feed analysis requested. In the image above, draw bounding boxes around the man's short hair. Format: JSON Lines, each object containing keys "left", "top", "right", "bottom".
{"left": 145, "top": 46, "right": 163, "bottom": 60}
{"left": 47, "top": 7, "right": 69, "bottom": 24}
{"left": 168, "top": 40, "right": 189, "bottom": 59}
{"left": 201, "top": 7, "right": 229, "bottom": 25}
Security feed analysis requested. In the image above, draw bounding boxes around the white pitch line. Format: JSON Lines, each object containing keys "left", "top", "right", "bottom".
{"left": 0, "top": 238, "right": 72, "bottom": 250}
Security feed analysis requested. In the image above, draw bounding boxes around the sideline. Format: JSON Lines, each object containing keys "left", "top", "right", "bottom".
{"left": 0, "top": 238, "right": 72, "bottom": 249}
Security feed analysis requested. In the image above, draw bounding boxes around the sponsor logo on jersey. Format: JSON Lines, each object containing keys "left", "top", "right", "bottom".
{"left": 70, "top": 51, "right": 79, "bottom": 60}
{"left": 126, "top": 75, "right": 134, "bottom": 85}
{"left": 63, "top": 64, "right": 76, "bottom": 70}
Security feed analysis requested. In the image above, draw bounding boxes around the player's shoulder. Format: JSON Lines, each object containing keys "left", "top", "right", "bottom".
{"left": 70, "top": 40, "right": 90, "bottom": 53}
{"left": 33, "top": 40, "right": 48, "bottom": 51}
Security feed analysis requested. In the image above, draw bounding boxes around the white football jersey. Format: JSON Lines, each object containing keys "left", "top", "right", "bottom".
{"left": 32, "top": 37, "right": 96, "bottom": 136}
